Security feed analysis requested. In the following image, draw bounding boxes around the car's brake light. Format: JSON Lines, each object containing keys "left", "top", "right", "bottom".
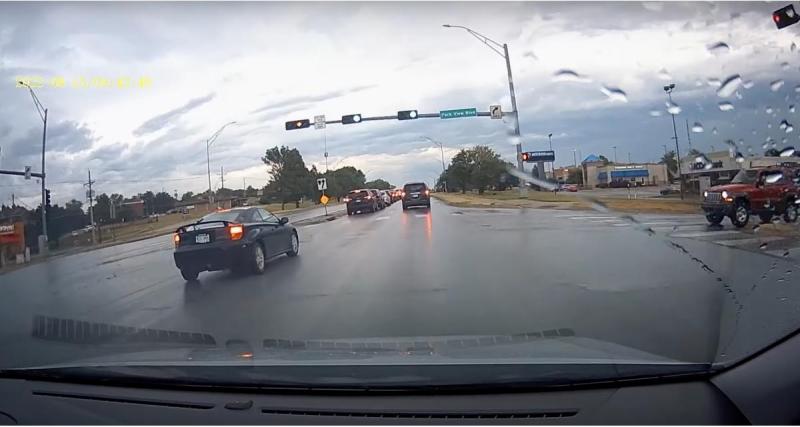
{"left": 173, "top": 233, "right": 180, "bottom": 247}
{"left": 425, "top": 190, "right": 430, "bottom": 196}
{"left": 229, "top": 224, "right": 244, "bottom": 240}
{"left": 366, "top": 195, "right": 372, "bottom": 199}
{"left": 343, "top": 197, "right": 351, "bottom": 202}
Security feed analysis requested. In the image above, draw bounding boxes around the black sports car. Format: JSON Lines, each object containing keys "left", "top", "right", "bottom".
{"left": 172, "top": 207, "right": 299, "bottom": 280}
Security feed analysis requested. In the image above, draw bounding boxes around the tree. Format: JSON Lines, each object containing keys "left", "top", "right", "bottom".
{"left": 495, "top": 161, "right": 520, "bottom": 191}
{"left": 65, "top": 199, "right": 83, "bottom": 211}
{"left": 262, "top": 146, "right": 314, "bottom": 209}
{"left": 245, "top": 186, "right": 258, "bottom": 197}
{"left": 94, "top": 193, "right": 112, "bottom": 224}
{"left": 469, "top": 145, "right": 505, "bottom": 194}
{"left": 765, "top": 148, "right": 781, "bottom": 157}
{"left": 325, "top": 166, "right": 366, "bottom": 199}
{"left": 153, "top": 192, "right": 176, "bottom": 214}
{"left": 138, "top": 191, "right": 155, "bottom": 215}
{"left": 365, "top": 178, "right": 392, "bottom": 190}
{"left": 180, "top": 191, "right": 194, "bottom": 201}
{"left": 567, "top": 168, "right": 584, "bottom": 185}
{"left": 448, "top": 149, "right": 473, "bottom": 193}
{"left": 598, "top": 155, "right": 611, "bottom": 165}
{"left": 660, "top": 150, "right": 677, "bottom": 181}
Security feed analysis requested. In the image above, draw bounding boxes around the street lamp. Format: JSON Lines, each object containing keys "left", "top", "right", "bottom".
{"left": 205, "top": 121, "right": 236, "bottom": 208}
{"left": 422, "top": 136, "right": 447, "bottom": 192}
{"left": 663, "top": 83, "right": 685, "bottom": 200}
{"left": 19, "top": 81, "right": 48, "bottom": 254}
{"left": 612, "top": 145, "right": 617, "bottom": 163}
{"left": 548, "top": 133, "right": 554, "bottom": 180}
{"left": 442, "top": 24, "right": 525, "bottom": 191}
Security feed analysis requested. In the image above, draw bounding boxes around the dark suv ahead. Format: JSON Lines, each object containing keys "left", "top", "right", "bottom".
{"left": 344, "top": 189, "right": 379, "bottom": 215}
{"left": 402, "top": 182, "right": 431, "bottom": 210}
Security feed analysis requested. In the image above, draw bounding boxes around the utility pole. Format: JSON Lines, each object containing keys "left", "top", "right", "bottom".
{"left": 628, "top": 152, "right": 632, "bottom": 163}
{"left": 685, "top": 119, "right": 693, "bottom": 151}
{"left": 85, "top": 169, "right": 96, "bottom": 245}
{"left": 19, "top": 81, "right": 48, "bottom": 254}
{"left": 572, "top": 149, "right": 577, "bottom": 168}
{"left": 11, "top": 193, "right": 14, "bottom": 207}
{"left": 220, "top": 166, "right": 225, "bottom": 190}
{"left": 612, "top": 146, "right": 618, "bottom": 163}
{"left": 664, "top": 83, "right": 684, "bottom": 200}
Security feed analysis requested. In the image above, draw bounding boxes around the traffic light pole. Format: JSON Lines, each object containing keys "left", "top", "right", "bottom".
{"left": 40, "top": 108, "right": 48, "bottom": 250}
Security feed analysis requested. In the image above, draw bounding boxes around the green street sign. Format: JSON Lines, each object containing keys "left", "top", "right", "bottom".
{"left": 439, "top": 108, "right": 477, "bottom": 119}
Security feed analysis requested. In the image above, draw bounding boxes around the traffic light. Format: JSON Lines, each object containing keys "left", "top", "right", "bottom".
{"left": 521, "top": 152, "right": 530, "bottom": 162}
{"left": 45, "top": 189, "right": 51, "bottom": 209}
{"left": 342, "top": 114, "right": 362, "bottom": 124}
{"left": 397, "top": 110, "right": 418, "bottom": 120}
{"left": 773, "top": 4, "right": 800, "bottom": 29}
{"left": 285, "top": 119, "right": 310, "bottom": 130}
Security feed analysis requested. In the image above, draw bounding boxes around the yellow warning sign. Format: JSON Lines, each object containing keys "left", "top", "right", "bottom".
{"left": 320, "top": 194, "right": 330, "bottom": 205}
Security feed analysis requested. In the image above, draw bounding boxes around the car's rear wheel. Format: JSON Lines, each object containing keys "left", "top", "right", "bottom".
{"left": 759, "top": 213, "right": 773, "bottom": 223}
{"left": 705, "top": 213, "right": 724, "bottom": 226}
{"left": 249, "top": 243, "right": 266, "bottom": 274}
{"left": 402, "top": 203, "right": 407, "bottom": 210}
{"left": 287, "top": 232, "right": 299, "bottom": 257}
{"left": 730, "top": 202, "right": 750, "bottom": 228}
{"left": 347, "top": 207, "right": 353, "bottom": 215}
{"left": 180, "top": 268, "right": 199, "bottom": 281}
{"left": 784, "top": 203, "right": 799, "bottom": 223}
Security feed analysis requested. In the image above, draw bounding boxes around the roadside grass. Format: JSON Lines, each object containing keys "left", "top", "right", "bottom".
{"left": 433, "top": 190, "right": 701, "bottom": 215}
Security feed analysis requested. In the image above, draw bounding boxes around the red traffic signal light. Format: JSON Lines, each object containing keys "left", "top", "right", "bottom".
{"left": 521, "top": 152, "right": 530, "bottom": 162}
{"left": 773, "top": 4, "right": 800, "bottom": 29}
{"left": 342, "top": 114, "right": 362, "bottom": 124}
{"left": 285, "top": 119, "right": 311, "bottom": 130}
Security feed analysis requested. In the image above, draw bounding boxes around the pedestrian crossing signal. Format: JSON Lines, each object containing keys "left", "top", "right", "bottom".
{"left": 773, "top": 4, "right": 800, "bottom": 29}
{"left": 285, "top": 119, "right": 311, "bottom": 130}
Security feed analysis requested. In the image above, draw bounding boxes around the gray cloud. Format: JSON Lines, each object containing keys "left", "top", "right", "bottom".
{"left": 249, "top": 85, "right": 376, "bottom": 116}
{"left": 133, "top": 93, "right": 215, "bottom": 137}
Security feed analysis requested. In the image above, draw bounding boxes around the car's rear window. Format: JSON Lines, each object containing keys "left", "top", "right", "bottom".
{"left": 201, "top": 211, "right": 245, "bottom": 223}
{"left": 348, "top": 190, "right": 369, "bottom": 199}
{"left": 404, "top": 183, "right": 426, "bottom": 192}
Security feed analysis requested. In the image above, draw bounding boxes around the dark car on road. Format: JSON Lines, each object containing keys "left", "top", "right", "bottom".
{"left": 344, "top": 189, "right": 379, "bottom": 215}
{"left": 402, "top": 182, "right": 431, "bottom": 210}
{"left": 172, "top": 207, "right": 299, "bottom": 281}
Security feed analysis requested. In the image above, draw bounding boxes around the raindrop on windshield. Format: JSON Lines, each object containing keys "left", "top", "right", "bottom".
{"left": 795, "top": 84, "right": 800, "bottom": 93}
{"left": 712, "top": 127, "right": 718, "bottom": 134}
{"left": 792, "top": 105, "right": 797, "bottom": 113}
{"left": 753, "top": 224, "right": 761, "bottom": 232}
{"left": 760, "top": 242, "right": 769, "bottom": 250}
{"left": 666, "top": 100, "right": 681, "bottom": 114}
{"left": 783, "top": 137, "right": 789, "bottom": 144}
{"left": 695, "top": 79, "right": 704, "bottom": 87}
{"left": 762, "top": 142, "right": 770, "bottom": 149}
{"left": 657, "top": 68, "right": 672, "bottom": 80}
{"left": 780, "top": 146, "right": 796, "bottom": 156}
{"left": 691, "top": 122, "right": 704, "bottom": 132}
{"left": 782, "top": 62, "right": 791, "bottom": 71}
{"left": 748, "top": 146, "right": 754, "bottom": 153}
{"left": 780, "top": 119, "right": 789, "bottom": 129}
{"left": 717, "top": 74, "right": 742, "bottom": 97}
{"left": 707, "top": 77, "right": 721, "bottom": 87}
{"left": 735, "top": 152, "right": 745, "bottom": 163}
{"left": 735, "top": 91, "right": 743, "bottom": 100}
{"left": 553, "top": 69, "right": 591, "bottom": 83}
{"left": 767, "top": 106, "right": 774, "bottom": 114}
{"left": 788, "top": 125, "right": 795, "bottom": 133}
{"left": 707, "top": 41, "right": 730, "bottom": 55}
{"left": 793, "top": 42, "right": 798, "bottom": 52}
{"left": 649, "top": 110, "right": 663, "bottom": 117}
{"left": 600, "top": 85, "right": 628, "bottom": 102}
{"left": 771, "top": 80, "right": 785, "bottom": 91}
{"left": 742, "top": 80, "right": 755, "bottom": 89}
{"left": 784, "top": 250, "right": 791, "bottom": 257}
{"left": 719, "top": 102, "right": 735, "bottom": 111}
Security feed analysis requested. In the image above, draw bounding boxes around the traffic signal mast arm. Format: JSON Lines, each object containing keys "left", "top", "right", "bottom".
{"left": 286, "top": 110, "right": 507, "bottom": 129}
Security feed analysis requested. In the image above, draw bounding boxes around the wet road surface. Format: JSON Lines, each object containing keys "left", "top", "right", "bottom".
{"left": 2, "top": 199, "right": 800, "bottom": 368}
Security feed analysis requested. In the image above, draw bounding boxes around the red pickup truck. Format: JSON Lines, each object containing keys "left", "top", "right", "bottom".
{"left": 701, "top": 166, "right": 800, "bottom": 227}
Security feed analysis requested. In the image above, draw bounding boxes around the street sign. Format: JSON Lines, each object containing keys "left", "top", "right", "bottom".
{"left": 24, "top": 166, "right": 31, "bottom": 180}
{"left": 320, "top": 194, "right": 330, "bottom": 205}
{"left": 439, "top": 108, "right": 477, "bottom": 119}
{"left": 314, "top": 115, "right": 326, "bottom": 129}
{"left": 489, "top": 105, "right": 502, "bottom": 119}
{"left": 316, "top": 177, "right": 327, "bottom": 191}
{"left": 522, "top": 150, "right": 555, "bottom": 162}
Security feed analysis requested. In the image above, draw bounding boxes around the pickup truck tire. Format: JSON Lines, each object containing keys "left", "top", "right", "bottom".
{"left": 730, "top": 202, "right": 750, "bottom": 228}
{"left": 784, "top": 204, "right": 799, "bottom": 223}
{"left": 706, "top": 213, "right": 724, "bottom": 226}
{"left": 180, "top": 268, "right": 199, "bottom": 281}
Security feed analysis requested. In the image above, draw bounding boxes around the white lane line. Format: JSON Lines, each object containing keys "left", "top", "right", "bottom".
{"left": 374, "top": 216, "right": 390, "bottom": 221}
{"left": 640, "top": 221, "right": 681, "bottom": 226}
{"left": 714, "top": 236, "right": 785, "bottom": 247}
{"left": 612, "top": 223, "right": 631, "bottom": 227}
{"left": 671, "top": 230, "right": 742, "bottom": 238}
{"left": 415, "top": 214, "right": 428, "bottom": 218}
{"left": 568, "top": 216, "right": 616, "bottom": 220}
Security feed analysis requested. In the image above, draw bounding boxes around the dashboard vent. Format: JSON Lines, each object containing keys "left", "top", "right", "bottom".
{"left": 262, "top": 408, "right": 578, "bottom": 419}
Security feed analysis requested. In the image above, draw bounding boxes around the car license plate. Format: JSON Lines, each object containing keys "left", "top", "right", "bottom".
{"left": 355, "top": 199, "right": 361, "bottom": 202}
{"left": 195, "top": 234, "right": 210, "bottom": 244}
{"left": 412, "top": 194, "right": 419, "bottom": 199}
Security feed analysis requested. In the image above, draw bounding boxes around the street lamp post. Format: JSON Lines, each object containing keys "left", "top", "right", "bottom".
{"left": 443, "top": 24, "right": 525, "bottom": 193}
{"left": 548, "top": 133, "right": 554, "bottom": 180}
{"left": 19, "top": 81, "right": 48, "bottom": 255}
{"left": 612, "top": 145, "right": 617, "bottom": 164}
{"left": 422, "top": 136, "right": 448, "bottom": 192}
{"left": 663, "top": 83, "right": 685, "bottom": 200}
{"left": 205, "top": 121, "right": 236, "bottom": 209}
{"left": 572, "top": 149, "right": 577, "bottom": 168}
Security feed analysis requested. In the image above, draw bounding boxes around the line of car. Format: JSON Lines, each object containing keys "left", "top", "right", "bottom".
{"left": 344, "top": 182, "right": 432, "bottom": 215}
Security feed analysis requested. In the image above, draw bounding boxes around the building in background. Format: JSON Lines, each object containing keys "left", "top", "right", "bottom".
{"left": 580, "top": 154, "right": 669, "bottom": 188}
{"left": 679, "top": 151, "right": 800, "bottom": 194}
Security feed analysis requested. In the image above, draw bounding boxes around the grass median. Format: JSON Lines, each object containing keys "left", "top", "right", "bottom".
{"left": 432, "top": 190, "right": 701, "bottom": 215}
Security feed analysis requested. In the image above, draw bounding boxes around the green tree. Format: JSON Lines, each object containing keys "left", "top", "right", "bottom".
{"left": 659, "top": 150, "right": 677, "bottom": 181}
{"left": 365, "top": 178, "right": 392, "bottom": 190}
{"left": 567, "top": 168, "right": 584, "bottom": 185}
{"left": 153, "top": 191, "right": 176, "bottom": 214}
{"left": 180, "top": 191, "right": 194, "bottom": 201}
{"left": 325, "top": 166, "right": 366, "bottom": 199}
{"left": 448, "top": 149, "right": 473, "bottom": 193}
{"left": 94, "top": 193, "right": 112, "bottom": 224}
{"left": 469, "top": 145, "right": 505, "bottom": 194}
{"left": 262, "top": 146, "right": 314, "bottom": 209}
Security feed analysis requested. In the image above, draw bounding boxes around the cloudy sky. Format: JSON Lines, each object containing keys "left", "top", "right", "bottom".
{"left": 1, "top": 1, "right": 799, "bottom": 207}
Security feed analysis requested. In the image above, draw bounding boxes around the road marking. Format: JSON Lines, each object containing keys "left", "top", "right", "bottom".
{"left": 640, "top": 221, "right": 681, "bottom": 226}
{"left": 568, "top": 216, "right": 615, "bottom": 220}
{"left": 714, "top": 236, "right": 785, "bottom": 247}
{"left": 612, "top": 223, "right": 631, "bottom": 227}
{"left": 671, "top": 230, "right": 742, "bottom": 238}
{"left": 415, "top": 214, "right": 428, "bottom": 218}
{"left": 374, "top": 216, "right": 390, "bottom": 221}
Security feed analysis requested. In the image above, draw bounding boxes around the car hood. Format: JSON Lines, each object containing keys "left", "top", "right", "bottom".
{"left": 707, "top": 183, "right": 754, "bottom": 193}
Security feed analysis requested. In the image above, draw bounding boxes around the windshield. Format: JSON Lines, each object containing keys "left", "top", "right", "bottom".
{"left": 3, "top": 1, "right": 800, "bottom": 390}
